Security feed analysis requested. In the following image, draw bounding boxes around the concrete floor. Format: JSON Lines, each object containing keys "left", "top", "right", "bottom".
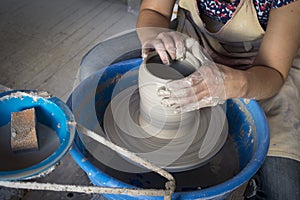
{"left": 0, "top": 0, "right": 138, "bottom": 199}
{"left": 0, "top": 0, "right": 138, "bottom": 101}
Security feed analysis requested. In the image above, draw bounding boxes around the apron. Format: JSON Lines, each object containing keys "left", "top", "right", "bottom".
{"left": 177, "top": 0, "right": 300, "bottom": 162}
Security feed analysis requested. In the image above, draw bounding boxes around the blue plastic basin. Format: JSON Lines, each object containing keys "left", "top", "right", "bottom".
{"left": 70, "top": 58, "right": 270, "bottom": 200}
{"left": 0, "top": 91, "right": 75, "bottom": 180}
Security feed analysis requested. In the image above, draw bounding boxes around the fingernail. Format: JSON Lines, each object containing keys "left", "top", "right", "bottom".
{"left": 161, "top": 98, "right": 172, "bottom": 107}
{"left": 157, "top": 89, "right": 171, "bottom": 96}
{"left": 176, "top": 51, "right": 185, "bottom": 61}
{"left": 174, "top": 107, "right": 181, "bottom": 114}
{"left": 142, "top": 53, "right": 148, "bottom": 59}
{"left": 164, "top": 58, "right": 170, "bottom": 65}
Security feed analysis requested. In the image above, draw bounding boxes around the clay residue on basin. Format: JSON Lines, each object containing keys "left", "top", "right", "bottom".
{"left": 0, "top": 91, "right": 52, "bottom": 102}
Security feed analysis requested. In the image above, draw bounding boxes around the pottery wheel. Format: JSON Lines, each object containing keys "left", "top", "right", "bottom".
{"left": 103, "top": 85, "right": 228, "bottom": 172}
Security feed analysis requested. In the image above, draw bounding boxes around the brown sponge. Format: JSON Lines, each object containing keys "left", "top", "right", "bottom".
{"left": 11, "top": 108, "right": 39, "bottom": 152}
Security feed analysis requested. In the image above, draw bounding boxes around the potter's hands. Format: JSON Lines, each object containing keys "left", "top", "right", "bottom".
{"left": 158, "top": 63, "right": 227, "bottom": 113}
{"left": 157, "top": 38, "right": 228, "bottom": 113}
{"left": 142, "top": 31, "right": 186, "bottom": 64}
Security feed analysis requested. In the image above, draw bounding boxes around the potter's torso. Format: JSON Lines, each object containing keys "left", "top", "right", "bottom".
{"left": 177, "top": 0, "right": 300, "bottom": 161}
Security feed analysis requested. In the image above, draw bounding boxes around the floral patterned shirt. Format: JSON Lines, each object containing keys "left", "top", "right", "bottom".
{"left": 197, "top": 0, "right": 296, "bottom": 29}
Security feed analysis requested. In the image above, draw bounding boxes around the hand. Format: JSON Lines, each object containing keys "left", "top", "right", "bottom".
{"left": 142, "top": 31, "right": 186, "bottom": 64}
{"left": 158, "top": 63, "right": 227, "bottom": 113}
{"left": 157, "top": 38, "right": 227, "bottom": 113}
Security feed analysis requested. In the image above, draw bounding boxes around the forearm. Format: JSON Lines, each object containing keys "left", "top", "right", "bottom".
{"left": 244, "top": 66, "right": 284, "bottom": 99}
{"left": 136, "top": 10, "right": 170, "bottom": 44}
{"left": 226, "top": 66, "right": 284, "bottom": 100}
{"left": 137, "top": 9, "right": 170, "bottom": 29}
{"left": 136, "top": 0, "right": 175, "bottom": 45}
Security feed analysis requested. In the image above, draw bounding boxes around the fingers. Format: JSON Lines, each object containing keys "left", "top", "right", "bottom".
{"left": 169, "top": 32, "right": 185, "bottom": 60}
{"left": 161, "top": 96, "right": 222, "bottom": 114}
{"left": 160, "top": 88, "right": 209, "bottom": 107}
{"left": 158, "top": 78, "right": 209, "bottom": 111}
{"left": 142, "top": 40, "right": 171, "bottom": 64}
{"left": 157, "top": 32, "right": 176, "bottom": 61}
{"left": 153, "top": 39, "right": 172, "bottom": 64}
{"left": 160, "top": 90, "right": 211, "bottom": 114}
{"left": 142, "top": 47, "right": 151, "bottom": 59}
{"left": 157, "top": 63, "right": 226, "bottom": 113}
{"left": 142, "top": 38, "right": 171, "bottom": 64}
{"left": 142, "top": 31, "right": 185, "bottom": 64}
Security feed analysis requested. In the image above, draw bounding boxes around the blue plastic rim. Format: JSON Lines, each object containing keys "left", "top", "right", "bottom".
{"left": 0, "top": 90, "right": 75, "bottom": 181}
{"left": 70, "top": 58, "right": 270, "bottom": 200}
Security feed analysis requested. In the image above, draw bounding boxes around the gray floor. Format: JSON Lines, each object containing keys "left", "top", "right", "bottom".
{"left": 0, "top": 0, "right": 138, "bottom": 101}
{"left": 0, "top": 0, "right": 138, "bottom": 199}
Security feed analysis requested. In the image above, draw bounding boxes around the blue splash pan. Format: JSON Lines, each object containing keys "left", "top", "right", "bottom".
{"left": 0, "top": 90, "right": 75, "bottom": 181}
{"left": 70, "top": 58, "right": 270, "bottom": 200}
